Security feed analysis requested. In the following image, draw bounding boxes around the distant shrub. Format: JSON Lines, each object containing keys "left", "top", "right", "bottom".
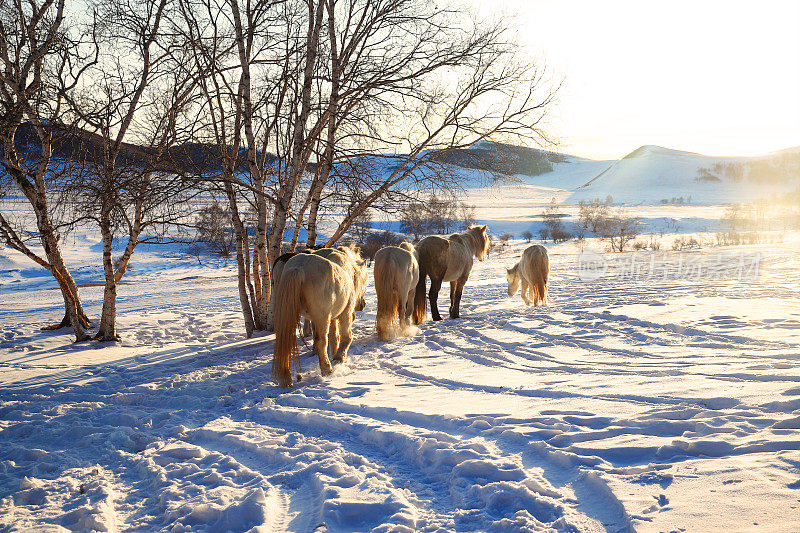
{"left": 597, "top": 210, "right": 640, "bottom": 252}
{"left": 632, "top": 236, "right": 661, "bottom": 251}
{"left": 542, "top": 197, "right": 571, "bottom": 243}
{"left": 648, "top": 236, "right": 661, "bottom": 251}
{"left": 550, "top": 228, "right": 573, "bottom": 243}
{"left": 521, "top": 230, "right": 533, "bottom": 242}
{"left": 361, "top": 230, "right": 404, "bottom": 260}
{"left": 672, "top": 236, "right": 701, "bottom": 250}
{"left": 578, "top": 198, "right": 611, "bottom": 232}
{"left": 399, "top": 194, "right": 476, "bottom": 239}
{"left": 195, "top": 202, "right": 235, "bottom": 257}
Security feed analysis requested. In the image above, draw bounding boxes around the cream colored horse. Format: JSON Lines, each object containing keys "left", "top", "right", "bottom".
{"left": 412, "top": 225, "right": 490, "bottom": 323}
{"left": 272, "top": 250, "right": 367, "bottom": 388}
{"left": 267, "top": 251, "right": 311, "bottom": 331}
{"left": 507, "top": 244, "right": 549, "bottom": 306}
{"left": 374, "top": 242, "right": 419, "bottom": 340}
{"left": 314, "top": 244, "right": 368, "bottom": 313}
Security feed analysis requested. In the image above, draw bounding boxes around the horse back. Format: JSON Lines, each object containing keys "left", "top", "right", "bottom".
{"left": 415, "top": 236, "right": 450, "bottom": 279}
{"left": 442, "top": 234, "right": 473, "bottom": 281}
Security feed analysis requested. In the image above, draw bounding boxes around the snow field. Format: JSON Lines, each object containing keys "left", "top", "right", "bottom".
{"left": 1, "top": 235, "right": 800, "bottom": 531}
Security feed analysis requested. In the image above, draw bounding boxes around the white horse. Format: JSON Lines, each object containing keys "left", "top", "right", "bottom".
{"left": 272, "top": 250, "right": 367, "bottom": 388}
{"left": 507, "top": 244, "right": 549, "bottom": 306}
{"left": 374, "top": 242, "right": 419, "bottom": 341}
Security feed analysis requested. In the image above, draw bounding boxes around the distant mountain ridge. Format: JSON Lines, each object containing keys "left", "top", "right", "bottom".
{"left": 7, "top": 122, "right": 798, "bottom": 205}
{"left": 567, "top": 144, "right": 800, "bottom": 204}
{"left": 431, "top": 141, "right": 568, "bottom": 177}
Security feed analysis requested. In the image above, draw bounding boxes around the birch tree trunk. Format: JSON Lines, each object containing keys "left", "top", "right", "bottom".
{"left": 306, "top": 0, "right": 339, "bottom": 248}
{"left": 96, "top": 206, "right": 119, "bottom": 341}
{"left": 225, "top": 182, "right": 256, "bottom": 337}
{"left": 1, "top": 137, "right": 89, "bottom": 341}
{"left": 266, "top": 0, "right": 325, "bottom": 271}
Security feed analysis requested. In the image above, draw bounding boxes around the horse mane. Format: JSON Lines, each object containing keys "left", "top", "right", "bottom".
{"left": 452, "top": 225, "right": 488, "bottom": 260}
{"left": 336, "top": 243, "right": 365, "bottom": 266}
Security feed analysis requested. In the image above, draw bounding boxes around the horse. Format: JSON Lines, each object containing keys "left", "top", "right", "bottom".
{"left": 412, "top": 225, "right": 490, "bottom": 323}
{"left": 272, "top": 250, "right": 367, "bottom": 388}
{"left": 267, "top": 245, "right": 353, "bottom": 332}
{"left": 507, "top": 244, "right": 549, "bottom": 306}
{"left": 270, "top": 245, "right": 327, "bottom": 295}
{"left": 374, "top": 242, "right": 419, "bottom": 340}
{"left": 313, "top": 245, "right": 368, "bottom": 313}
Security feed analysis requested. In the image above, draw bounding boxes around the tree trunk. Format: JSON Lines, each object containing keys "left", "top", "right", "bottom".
{"left": 305, "top": 179, "right": 325, "bottom": 248}
{"left": 225, "top": 182, "right": 255, "bottom": 337}
{"left": 290, "top": 191, "right": 313, "bottom": 250}
{"left": 307, "top": 0, "right": 340, "bottom": 248}
{"left": 42, "top": 229, "right": 89, "bottom": 341}
{"left": 96, "top": 213, "right": 119, "bottom": 341}
{"left": 255, "top": 194, "right": 270, "bottom": 327}
{"left": 2, "top": 137, "right": 89, "bottom": 340}
{"left": 252, "top": 239, "right": 262, "bottom": 320}
{"left": 267, "top": 0, "right": 325, "bottom": 276}
{"left": 242, "top": 227, "right": 261, "bottom": 330}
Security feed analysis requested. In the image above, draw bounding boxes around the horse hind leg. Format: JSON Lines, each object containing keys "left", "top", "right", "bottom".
{"left": 450, "top": 277, "right": 466, "bottom": 319}
{"left": 328, "top": 317, "right": 340, "bottom": 360}
{"left": 405, "top": 289, "right": 415, "bottom": 322}
{"left": 333, "top": 310, "right": 353, "bottom": 364}
{"left": 537, "top": 278, "right": 547, "bottom": 306}
{"left": 398, "top": 288, "right": 410, "bottom": 333}
{"left": 313, "top": 316, "right": 333, "bottom": 376}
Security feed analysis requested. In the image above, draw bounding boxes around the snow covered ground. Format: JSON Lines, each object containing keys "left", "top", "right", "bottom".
{"left": 2, "top": 218, "right": 800, "bottom": 531}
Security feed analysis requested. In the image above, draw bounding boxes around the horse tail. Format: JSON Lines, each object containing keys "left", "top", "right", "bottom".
{"left": 273, "top": 267, "right": 303, "bottom": 387}
{"left": 532, "top": 249, "right": 549, "bottom": 305}
{"left": 375, "top": 259, "right": 399, "bottom": 340}
{"left": 265, "top": 259, "right": 287, "bottom": 332}
{"left": 412, "top": 259, "right": 428, "bottom": 325}
{"left": 540, "top": 250, "right": 549, "bottom": 305}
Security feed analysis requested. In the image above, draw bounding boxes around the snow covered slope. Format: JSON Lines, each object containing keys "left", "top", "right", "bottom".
{"left": 519, "top": 155, "right": 614, "bottom": 191}
{"left": 568, "top": 145, "right": 800, "bottom": 205}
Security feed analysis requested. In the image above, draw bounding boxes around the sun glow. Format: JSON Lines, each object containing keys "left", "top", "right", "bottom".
{"left": 478, "top": 0, "right": 800, "bottom": 159}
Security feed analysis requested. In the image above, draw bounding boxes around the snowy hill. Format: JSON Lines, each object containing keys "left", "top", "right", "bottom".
{"left": 567, "top": 145, "right": 800, "bottom": 205}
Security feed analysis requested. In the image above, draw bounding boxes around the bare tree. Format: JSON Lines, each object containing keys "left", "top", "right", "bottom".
{"left": 0, "top": 0, "right": 94, "bottom": 340}
{"left": 598, "top": 210, "right": 640, "bottom": 252}
{"left": 60, "top": 0, "right": 201, "bottom": 340}
{"left": 578, "top": 198, "right": 611, "bottom": 233}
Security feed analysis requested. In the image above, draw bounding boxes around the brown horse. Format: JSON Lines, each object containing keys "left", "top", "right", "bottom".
{"left": 374, "top": 242, "right": 419, "bottom": 340}
{"left": 412, "top": 225, "right": 490, "bottom": 323}
{"left": 272, "top": 251, "right": 367, "bottom": 388}
{"left": 507, "top": 244, "right": 549, "bottom": 306}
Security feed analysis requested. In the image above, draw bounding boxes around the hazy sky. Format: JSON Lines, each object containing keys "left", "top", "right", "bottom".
{"left": 479, "top": 0, "right": 800, "bottom": 160}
